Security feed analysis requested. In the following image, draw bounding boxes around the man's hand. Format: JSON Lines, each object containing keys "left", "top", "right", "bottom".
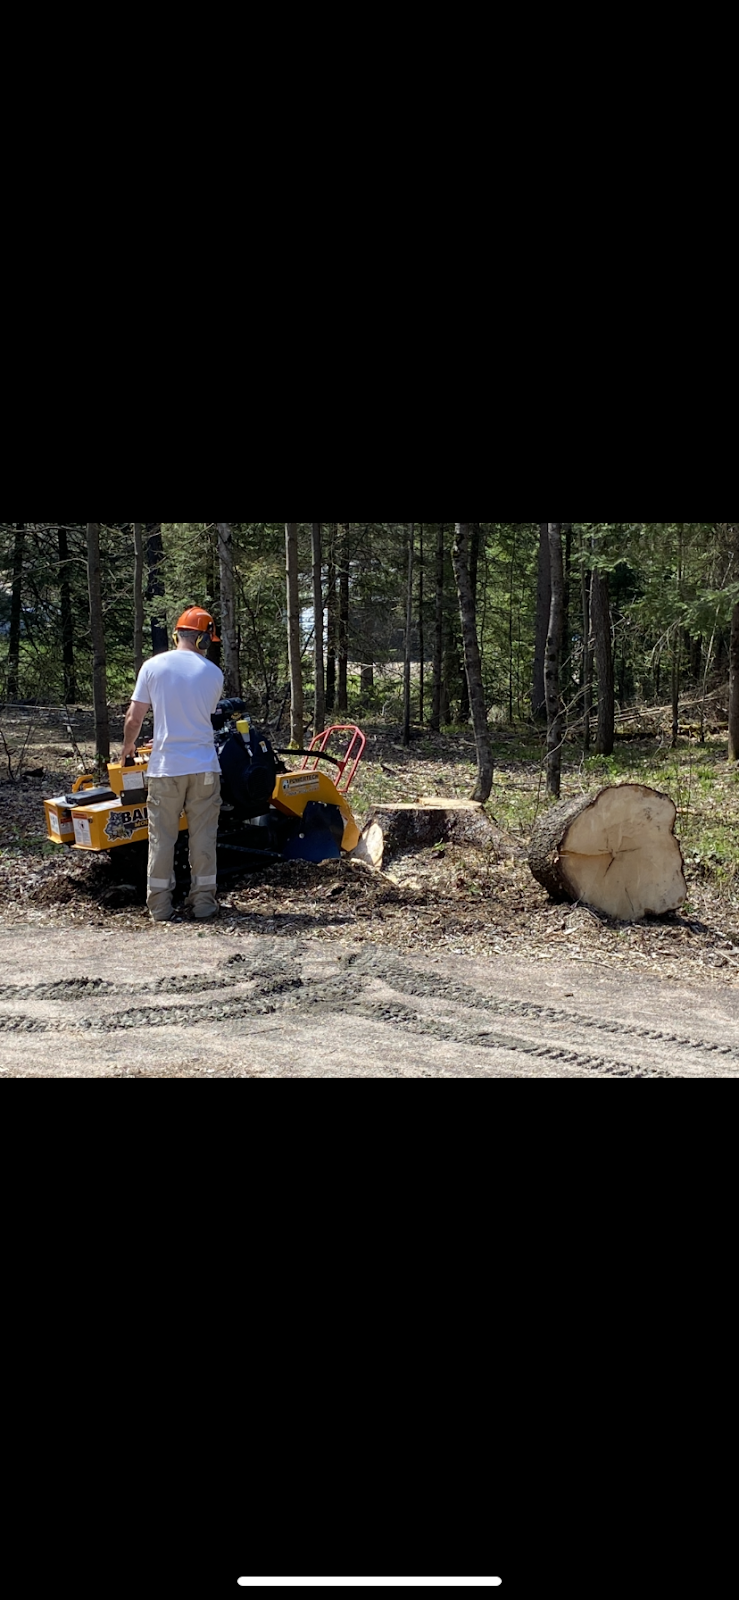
{"left": 122, "top": 700, "right": 149, "bottom": 763}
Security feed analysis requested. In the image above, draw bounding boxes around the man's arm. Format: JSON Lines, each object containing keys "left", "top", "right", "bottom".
{"left": 122, "top": 700, "right": 149, "bottom": 761}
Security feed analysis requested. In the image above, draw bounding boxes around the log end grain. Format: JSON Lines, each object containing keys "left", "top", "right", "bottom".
{"left": 529, "top": 784, "right": 687, "bottom": 922}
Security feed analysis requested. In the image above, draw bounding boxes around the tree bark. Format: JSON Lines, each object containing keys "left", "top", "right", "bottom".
{"left": 452, "top": 522, "right": 493, "bottom": 802}
{"left": 729, "top": 603, "right": 739, "bottom": 761}
{"left": 145, "top": 522, "right": 167, "bottom": 655}
{"left": 418, "top": 522, "right": 425, "bottom": 726}
{"left": 431, "top": 522, "right": 445, "bottom": 732}
{"left": 218, "top": 522, "right": 240, "bottom": 697}
{"left": 326, "top": 526, "right": 337, "bottom": 714}
{"left": 528, "top": 784, "right": 687, "bottom": 921}
{"left": 404, "top": 523, "right": 415, "bottom": 747}
{"left": 133, "top": 522, "right": 145, "bottom": 677}
{"left": 86, "top": 522, "right": 110, "bottom": 765}
{"left": 459, "top": 522, "right": 481, "bottom": 723}
{"left": 532, "top": 522, "right": 551, "bottom": 722}
{"left": 312, "top": 522, "right": 326, "bottom": 736}
{"left": 285, "top": 521, "right": 304, "bottom": 746}
{"left": 57, "top": 524, "right": 77, "bottom": 704}
{"left": 545, "top": 523, "right": 565, "bottom": 799}
{"left": 338, "top": 524, "right": 350, "bottom": 716}
{"left": 354, "top": 799, "right": 493, "bottom": 871}
{"left": 6, "top": 522, "right": 24, "bottom": 701}
{"left": 591, "top": 570, "right": 615, "bottom": 755}
{"left": 581, "top": 533, "right": 592, "bottom": 757}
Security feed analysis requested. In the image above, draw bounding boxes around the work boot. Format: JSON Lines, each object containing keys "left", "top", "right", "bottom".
{"left": 192, "top": 901, "right": 220, "bottom": 921}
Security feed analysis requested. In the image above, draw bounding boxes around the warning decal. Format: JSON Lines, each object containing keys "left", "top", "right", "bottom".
{"left": 282, "top": 777, "right": 321, "bottom": 795}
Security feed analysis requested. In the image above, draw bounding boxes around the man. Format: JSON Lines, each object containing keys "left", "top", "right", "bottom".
{"left": 122, "top": 608, "right": 225, "bottom": 924}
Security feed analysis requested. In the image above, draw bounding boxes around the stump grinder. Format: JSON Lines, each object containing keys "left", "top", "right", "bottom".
{"left": 43, "top": 704, "right": 366, "bottom": 885}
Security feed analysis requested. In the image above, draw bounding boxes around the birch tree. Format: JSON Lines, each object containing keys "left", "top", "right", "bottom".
{"left": 285, "top": 521, "right": 304, "bottom": 746}
{"left": 403, "top": 522, "right": 415, "bottom": 747}
{"left": 6, "top": 522, "right": 24, "bottom": 700}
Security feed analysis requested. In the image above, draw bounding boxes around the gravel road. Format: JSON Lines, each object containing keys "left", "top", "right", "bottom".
{"left": 2, "top": 924, "right": 738, "bottom": 1078}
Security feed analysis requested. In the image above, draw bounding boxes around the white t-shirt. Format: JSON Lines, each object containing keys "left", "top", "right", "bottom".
{"left": 132, "top": 650, "right": 224, "bottom": 778}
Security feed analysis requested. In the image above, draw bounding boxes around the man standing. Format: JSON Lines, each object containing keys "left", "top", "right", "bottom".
{"left": 122, "top": 608, "right": 225, "bottom": 924}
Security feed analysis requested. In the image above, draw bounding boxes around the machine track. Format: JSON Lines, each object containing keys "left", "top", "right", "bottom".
{"left": 1, "top": 929, "right": 738, "bottom": 1077}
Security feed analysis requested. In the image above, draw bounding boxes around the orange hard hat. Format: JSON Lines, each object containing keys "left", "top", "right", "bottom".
{"left": 177, "top": 607, "right": 216, "bottom": 634}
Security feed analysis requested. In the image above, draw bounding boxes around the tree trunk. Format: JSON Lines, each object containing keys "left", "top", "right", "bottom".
{"left": 591, "top": 571, "right": 615, "bottom": 755}
{"left": 532, "top": 522, "right": 550, "bottom": 722}
{"left": 312, "top": 522, "right": 326, "bottom": 736}
{"left": 452, "top": 522, "right": 493, "bottom": 802}
{"left": 6, "top": 522, "right": 24, "bottom": 701}
{"left": 57, "top": 524, "right": 77, "bottom": 703}
{"left": 404, "top": 523, "right": 415, "bottom": 746}
{"left": 459, "top": 522, "right": 481, "bottom": 724}
{"left": 545, "top": 523, "right": 565, "bottom": 799}
{"left": 133, "top": 522, "right": 145, "bottom": 677}
{"left": 528, "top": 784, "right": 687, "bottom": 922}
{"left": 431, "top": 523, "right": 445, "bottom": 732}
{"left": 354, "top": 799, "right": 493, "bottom": 871}
{"left": 561, "top": 522, "right": 573, "bottom": 705}
{"left": 338, "top": 524, "right": 349, "bottom": 716}
{"left": 326, "top": 526, "right": 337, "bottom": 714}
{"left": 86, "top": 522, "right": 110, "bottom": 765}
{"left": 729, "top": 603, "right": 739, "bottom": 761}
{"left": 285, "top": 521, "right": 304, "bottom": 746}
{"left": 418, "top": 522, "right": 425, "bottom": 726}
{"left": 581, "top": 535, "right": 592, "bottom": 757}
{"left": 218, "top": 521, "right": 240, "bottom": 697}
{"left": 671, "top": 635, "right": 681, "bottom": 750}
{"left": 146, "top": 522, "right": 167, "bottom": 655}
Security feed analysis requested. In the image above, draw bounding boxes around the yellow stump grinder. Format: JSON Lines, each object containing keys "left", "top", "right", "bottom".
{"left": 43, "top": 705, "right": 366, "bottom": 886}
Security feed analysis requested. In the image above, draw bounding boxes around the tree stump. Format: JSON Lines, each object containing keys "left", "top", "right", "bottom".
{"left": 528, "top": 785, "right": 687, "bottom": 922}
{"left": 353, "top": 800, "right": 491, "bottom": 870}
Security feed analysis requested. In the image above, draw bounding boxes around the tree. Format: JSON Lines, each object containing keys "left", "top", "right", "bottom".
{"left": 403, "top": 523, "right": 415, "bottom": 747}
{"left": 218, "top": 522, "right": 239, "bottom": 696}
{"left": 285, "top": 521, "right": 304, "bottom": 746}
{"left": 6, "top": 522, "right": 24, "bottom": 701}
{"left": 133, "top": 523, "right": 145, "bottom": 677}
{"left": 545, "top": 523, "right": 565, "bottom": 798}
{"left": 730, "top": 602, "right": 739, "bottom": 762}
{"left": 580, "top": 532, "right": 592, "bottom": 756}
{"left": 312, "top": 522, "right": 325, "bottom": 735}
{"left": 591, "top": 569, "right": 615, "bottom": 756}
{"left": 87, "top": 522, "right": 110, "bottom": 765}
{"left": 452, "top": 522, "right": 493, "bottom": 801}
{"left": 430, "top": 523, "right": 445, "bottom": 732}
{"left": 532, "top": 522, "right": 550, "bottom": 722}
{"left": 57, "top": 524, "right": 77, "bottom": 703}
{"left": 338, "top": 524, "right": 350, "bottom": 716}
{"left": 326, "top": 526, "right": 337, "bottom": 714}
{"left": 459, "top": 522, "right": 481, "bottom": 723}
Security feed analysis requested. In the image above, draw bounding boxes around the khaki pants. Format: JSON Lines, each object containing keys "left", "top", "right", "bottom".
{"left": 147, "top": 772, "right": 221, "bottom": 921}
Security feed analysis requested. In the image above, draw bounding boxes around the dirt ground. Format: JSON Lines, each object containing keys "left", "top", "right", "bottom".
{"left": 1, "top": 708, "right": 739, "bottom": 1077}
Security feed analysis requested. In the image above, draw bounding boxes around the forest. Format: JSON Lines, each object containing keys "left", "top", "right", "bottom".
{"left": 2, "top": 522, "right": 739, "bottom": 798}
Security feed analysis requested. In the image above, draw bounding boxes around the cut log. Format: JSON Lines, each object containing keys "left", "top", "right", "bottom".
{"left": 528, "top": 784, "right": 687, "bottom": 922}
{"left": 354, "top": 800, "right": 493, "bottom": 870}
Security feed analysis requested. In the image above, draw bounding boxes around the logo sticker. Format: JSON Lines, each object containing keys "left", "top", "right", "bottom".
{"left": 105, "top": 807, "right": 148, "bottom": 842}
{"left": 282, "top": 777, "right": 321, "bottom": 795}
